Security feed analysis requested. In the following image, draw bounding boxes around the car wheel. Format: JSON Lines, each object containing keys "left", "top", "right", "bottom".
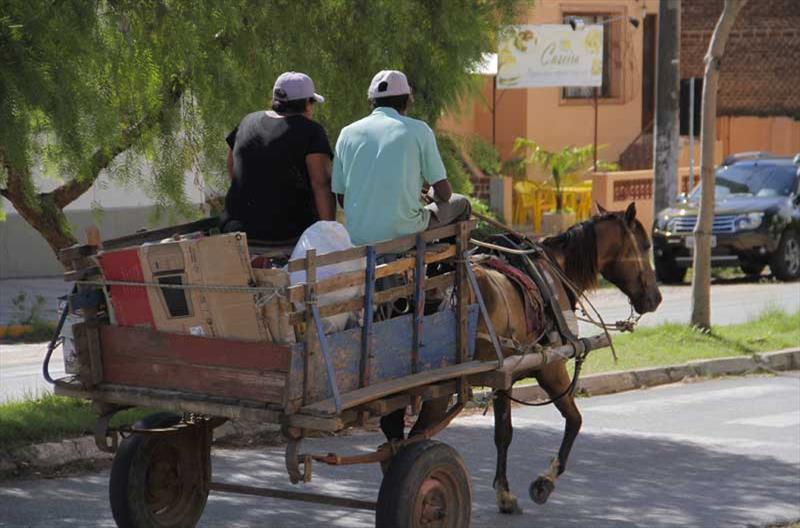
{"left": 655, "top": 258, "right": 687, "bottom": 284}
{"left": 740, "top": 262, "right": 766, "bottom": 277}
{"left": 770, "top": 230, "right": 800, "bottom": 281}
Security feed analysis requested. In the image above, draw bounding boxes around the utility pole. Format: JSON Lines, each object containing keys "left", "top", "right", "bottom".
{"left": 652, "top": 0, "right": 681, "bottom": 216}
{"left": 691, "top": 0, "right": 747, "bottom": 329}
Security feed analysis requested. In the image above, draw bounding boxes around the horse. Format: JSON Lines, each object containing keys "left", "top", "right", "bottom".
{"left": 379, "top": 201, "right": 663, "bottom": 515}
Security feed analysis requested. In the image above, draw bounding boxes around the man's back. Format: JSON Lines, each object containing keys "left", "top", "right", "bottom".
{"left": 225, "top": 111, "right": 331, "bottom": 241}
{"left": 333, "top": 107, "right": 445, "bottom": 245}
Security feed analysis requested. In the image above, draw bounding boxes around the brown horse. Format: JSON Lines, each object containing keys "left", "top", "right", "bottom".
{"left": 380, "top": 202, "right": 663, "bottom": 514}
{"left": 475, "top": 201, "right": 662, "bottom": 514}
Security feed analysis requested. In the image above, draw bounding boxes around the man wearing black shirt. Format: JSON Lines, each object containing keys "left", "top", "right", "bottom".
{"left": 222, "top": 72, "right": 335, "bottom": 242}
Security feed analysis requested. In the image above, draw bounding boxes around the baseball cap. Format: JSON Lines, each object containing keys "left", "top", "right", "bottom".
{"left": 273, "top": 72, "right": 325, "bottom": 103}
{"left": 368, "top": 70, "right": 411, "bottom": 99}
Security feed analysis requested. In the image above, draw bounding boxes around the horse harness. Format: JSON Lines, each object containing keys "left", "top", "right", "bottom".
{"left": 479, "top": 235, "right": 594, "bottom": 407}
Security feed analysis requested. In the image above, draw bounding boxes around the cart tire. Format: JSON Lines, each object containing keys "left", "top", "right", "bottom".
{"left": 376, "top": 440, "right": 471, "bottom": 528}
{"left": 109, "top": 412, "right": 210, "bottom": 528}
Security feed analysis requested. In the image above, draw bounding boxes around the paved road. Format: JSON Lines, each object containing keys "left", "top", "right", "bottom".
{"left": 579, "top": 279, "right": 800, "bottom": 335}
{"left": 0, "top": 344, "right": 64, "bottom": 402}
{"left": 1, "top": 375, "right": 798, "bottom": 527}
{"left": 2, "top": 279, "right": 798, "bottom": 402}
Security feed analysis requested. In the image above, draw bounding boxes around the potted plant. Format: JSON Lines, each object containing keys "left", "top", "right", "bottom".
{"left": 513, "top": 139, "right": 595, "bottom": 234}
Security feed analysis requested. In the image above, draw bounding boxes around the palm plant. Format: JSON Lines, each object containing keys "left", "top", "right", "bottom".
{"left": 513, "top": 139, "right": 596, "bottom": 212}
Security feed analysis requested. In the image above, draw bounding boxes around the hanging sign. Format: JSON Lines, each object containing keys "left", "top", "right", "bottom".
{"left": 497, "top": 24, "right": 603, "bottom": 89}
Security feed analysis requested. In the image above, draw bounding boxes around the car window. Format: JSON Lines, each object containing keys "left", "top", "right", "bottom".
{"left": 689, "top": 163, "right": 798, "bottom": 200}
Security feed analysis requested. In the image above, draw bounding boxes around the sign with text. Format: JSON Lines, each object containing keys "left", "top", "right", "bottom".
{"left": 496, "top": 24, "right": 603, "bottom": 89}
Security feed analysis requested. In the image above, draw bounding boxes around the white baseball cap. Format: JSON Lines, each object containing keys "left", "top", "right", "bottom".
{"left": 273, "top": 72, "right": 325, "bottom": 103}
{"left": 368, "top": 70, "right": 411, "bottom": 99}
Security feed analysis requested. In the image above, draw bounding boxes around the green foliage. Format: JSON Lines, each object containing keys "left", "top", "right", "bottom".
{"left": 0, "top": 393, "right": 157, "bottom": 450}
{"left": 436, "top": 132, "right": 474, "bottom": 196}
{"left": 1, "top": 0, "right": 529, "bottom": 245}
{"left": 468, "top": 135, "right": 502, "bottom": 176}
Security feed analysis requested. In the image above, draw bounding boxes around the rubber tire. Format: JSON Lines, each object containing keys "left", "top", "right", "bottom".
{"left": 770, "top": 230, "right": 800, "bottom": 281}
{"left": 655, "top": 258, "right": 687, "bottom": 284}
{"left": 109, "top": 412, "right": 209, "bottom": 528}
{"left": 376, "top": 440, "right": 471, "bottom": 528}
{"left": 740, "top": 262, "right": 766, "bottom": 277}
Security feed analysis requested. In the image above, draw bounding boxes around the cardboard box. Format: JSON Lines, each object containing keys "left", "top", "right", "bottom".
{"left": 138, "top": 233, "right": 269, "bottom": 342}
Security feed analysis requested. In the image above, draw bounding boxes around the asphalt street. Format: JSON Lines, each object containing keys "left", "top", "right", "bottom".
{"left": 1, "top": 375, "right": 798, "bottom": 527}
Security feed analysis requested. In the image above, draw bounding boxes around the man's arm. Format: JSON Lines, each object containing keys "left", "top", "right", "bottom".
{"left": 307, "top": 153, "right": 336, "bottom": 221}
{"left": 227, "top": 148, "right": 234, "bottom": 180}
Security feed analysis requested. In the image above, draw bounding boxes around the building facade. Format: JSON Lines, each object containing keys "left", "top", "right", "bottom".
{"left": 441, "top": 0, "right": 800, "bottom": 176}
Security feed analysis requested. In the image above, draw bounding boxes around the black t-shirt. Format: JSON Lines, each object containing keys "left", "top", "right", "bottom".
{"left": 224, "top": 111, "right": 332, "bottom": 242}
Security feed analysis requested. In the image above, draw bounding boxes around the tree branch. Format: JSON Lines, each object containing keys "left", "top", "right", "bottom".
{"left": 50, "top": 89, "right": 183, "bottom": 209}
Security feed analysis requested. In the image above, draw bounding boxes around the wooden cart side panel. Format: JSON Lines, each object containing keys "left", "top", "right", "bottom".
{"left": 98, "top": 326, "right": 289, "bottom": 403}
{"left": 286, "top": 306, "right": 479, "bottom": 406}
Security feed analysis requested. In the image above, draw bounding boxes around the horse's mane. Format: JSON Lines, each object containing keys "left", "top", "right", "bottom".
{"left": 541, "top": 214, "right": 609, "bottom": 292}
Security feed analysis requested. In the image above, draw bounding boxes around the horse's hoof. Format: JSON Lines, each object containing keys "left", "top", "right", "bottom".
{"left": 496, "top": 490, "right": 523, "bottom": 515}
{"left": 529, "top": 477, "right": 555, "bottom": 504}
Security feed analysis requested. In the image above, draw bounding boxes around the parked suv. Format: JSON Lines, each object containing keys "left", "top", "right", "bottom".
{"left": 652, "top": 154, "right": 800, "bottom": 283}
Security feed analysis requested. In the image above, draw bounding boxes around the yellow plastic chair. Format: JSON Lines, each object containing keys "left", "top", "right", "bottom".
{"left": 513, "top": 181, "right": 538, "bottom": 226}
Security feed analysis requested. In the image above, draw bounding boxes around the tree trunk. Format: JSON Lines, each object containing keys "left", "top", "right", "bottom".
{"left": 691, "top": 0, "right": 747, "bottom": 329}
{"left": 652, "top": 0, "right": 681, "bottom": 215}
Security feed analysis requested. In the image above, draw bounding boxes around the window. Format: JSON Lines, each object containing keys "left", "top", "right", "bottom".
{"left": 562, "top": 13, "right": 620, "bottom": 99}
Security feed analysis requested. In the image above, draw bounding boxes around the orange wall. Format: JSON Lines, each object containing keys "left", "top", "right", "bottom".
{"left": 717, "top": 116, "right": 800, "bottom": 158}
{"left": 441, "top": 0, "right": 660, "bottom": 177}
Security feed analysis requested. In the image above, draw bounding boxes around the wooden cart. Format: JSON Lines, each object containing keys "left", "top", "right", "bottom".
{"left": 51, "top": 218, "right": 607, "bottom": 528}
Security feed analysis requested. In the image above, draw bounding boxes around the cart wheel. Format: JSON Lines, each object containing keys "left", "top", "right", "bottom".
{"left": 109, "top": 412, "right": 210, "bottom": 528}
{"left": 376, "top": 440, "right": 471, "bottom": 528}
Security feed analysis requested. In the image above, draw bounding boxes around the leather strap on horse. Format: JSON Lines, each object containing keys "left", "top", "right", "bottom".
{"left": 483, "top": 257, "right": 545, "bottom": 336}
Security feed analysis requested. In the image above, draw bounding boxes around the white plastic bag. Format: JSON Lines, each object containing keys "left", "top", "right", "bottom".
{"left": 288, "top": 221, "right": 364, "bottom": 333}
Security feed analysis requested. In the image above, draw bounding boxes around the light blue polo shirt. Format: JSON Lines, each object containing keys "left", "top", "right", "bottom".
{"left": 332, "top": 107, "right": 446, "bottom": 246}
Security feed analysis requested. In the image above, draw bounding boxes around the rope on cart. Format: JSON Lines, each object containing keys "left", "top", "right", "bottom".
{"left": 75, "top": 279, "right": 285, "bottom": 306}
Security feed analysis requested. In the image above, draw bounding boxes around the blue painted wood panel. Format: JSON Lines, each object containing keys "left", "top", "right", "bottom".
{"left": 288, "top": 305, "right": 479, "bottom": 405}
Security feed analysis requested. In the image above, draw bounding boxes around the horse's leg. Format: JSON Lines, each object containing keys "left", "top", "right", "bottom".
{"left": 530, "top": 362, "right": 583, "bottom": 505}
{"left": 492, "top": 394, "right": 522, "bottom": 514}
{"left": 408, "top": 396, "right": 449, "bottom": 437}
{"left": 380, "top": 408, "right": 406, "bottom": 441}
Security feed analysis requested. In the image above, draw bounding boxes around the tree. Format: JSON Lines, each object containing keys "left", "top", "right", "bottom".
{"left": 690, "top": 0, "right": 748, "bottom": 330}
{"left": 1, "top": 0, "right": 528, "bottom": 259}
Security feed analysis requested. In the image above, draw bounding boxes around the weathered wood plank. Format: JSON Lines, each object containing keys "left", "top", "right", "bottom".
{"left": 285, "top": 244, "right": 455, "bottom": 304}
{"left": 286, "top": 221, "right": 474, "bottom": 273}
{"left": 101, "top": 217, "right": 220, "bottom": 251}
{"left": 98, "top": 325, "right": 291, "bottom": 371}
{"left": 288, "top": 271, "right": 456, "bottom": 325}
{"left": 286, "top": 306, "right": 479, "bottom": 407}
{"left": 300, "top": 360, "right": 495, "bottom": 415}
{"left": 101, "top": 353, "right": 286, "bottom": 403}
{"left": 53, "top": 382, "right": 284, "bottom": 424}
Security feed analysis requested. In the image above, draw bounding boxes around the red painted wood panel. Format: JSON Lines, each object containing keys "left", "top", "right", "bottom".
{"left": 96, "top": 248, "right": 155, "bottom": 327}
{"left": 102, "top": 353, "right": 285, "bottom": 403}
{"left": 99, "top": 325, "right": 291, "bottom": 372}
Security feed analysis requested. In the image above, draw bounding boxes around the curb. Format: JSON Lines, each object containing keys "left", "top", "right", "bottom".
{"left": 506, "top": 347, "right": 800, "bottom": 402}
{"left": 3, "top": 348, "right": 798, "bottom": 475}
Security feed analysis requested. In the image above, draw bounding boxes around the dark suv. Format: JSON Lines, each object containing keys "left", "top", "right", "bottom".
{"left": 653, "top": 155, "right": 800, "bottom": 283}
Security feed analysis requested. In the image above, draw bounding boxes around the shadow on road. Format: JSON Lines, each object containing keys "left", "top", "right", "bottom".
{"left": 2, "top": 419, "right": 798, "bottom": 527}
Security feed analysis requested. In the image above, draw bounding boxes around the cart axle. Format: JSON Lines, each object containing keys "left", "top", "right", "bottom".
{"left": 210, "top": 481, "right": 376, "bottom": 511}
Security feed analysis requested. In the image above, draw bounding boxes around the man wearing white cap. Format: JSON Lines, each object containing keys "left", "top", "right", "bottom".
{"left": 332, "top": 70, "right": 470, "bottom": 246}
{"left": 222, "top": 72, "right": 335, "bottom": 242}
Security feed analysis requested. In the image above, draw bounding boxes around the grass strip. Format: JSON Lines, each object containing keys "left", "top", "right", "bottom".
{"left": 0, "top": 394, "right": 156, "bottom": 450}
{"left": 581, "top": 307, "right": 800, "bottom": 375}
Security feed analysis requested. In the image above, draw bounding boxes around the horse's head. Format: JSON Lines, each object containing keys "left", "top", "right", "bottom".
{"left": 595, "top": 202, "right": 662, "bottom": 314}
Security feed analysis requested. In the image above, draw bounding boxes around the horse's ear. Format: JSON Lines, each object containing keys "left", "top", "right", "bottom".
{"left": 595, "top": 201, "right": 608, "bottom": 215}
{"left": 624, "top": 202, "right": 637, "bottom": 224}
